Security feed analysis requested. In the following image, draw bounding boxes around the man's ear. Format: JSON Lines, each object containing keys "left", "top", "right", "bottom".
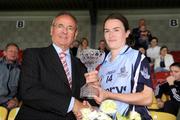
{"left": 74, "top": 30, "right": 78, "bottom": 40}
{"left": 50, "top": 26, "right": 53, "bottom": 36}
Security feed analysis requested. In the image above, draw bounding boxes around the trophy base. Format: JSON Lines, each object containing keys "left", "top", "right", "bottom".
{"left": 80, "top": 96, "right": 94, "bottom": 100}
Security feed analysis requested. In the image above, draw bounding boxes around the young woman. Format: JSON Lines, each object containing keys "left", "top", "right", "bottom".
{"left": 154, "top": 45, "right": 174, "bottom": 72}
{"left": 98, "top": 39, "right": 110, "bottom": 57}
{"left": 76, "top": 37, "right": 90, "bottom": 58}
{"left": 86, "top": 13, "right": 153, "bottom": 120}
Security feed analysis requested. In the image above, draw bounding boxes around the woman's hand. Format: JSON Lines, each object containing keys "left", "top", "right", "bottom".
{"left": 7, "top": 97, "right": 19, "bottom": 109}
{"left": 85, "top": 70, "right": 101, "bottom": 86}
{"left": 93, "top": 85, "right": 108, "bottom": 104}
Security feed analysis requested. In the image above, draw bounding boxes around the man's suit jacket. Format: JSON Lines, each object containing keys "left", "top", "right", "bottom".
{"left": 15, "top": 45, "right": 87, "bottom": 120}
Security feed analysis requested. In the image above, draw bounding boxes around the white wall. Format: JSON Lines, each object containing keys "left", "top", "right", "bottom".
{"left": 0, "top": 11, "right": 91, "bottom": 49}
{"left": 0, "top": 9, "right": 179, "bottom": 51}
{"left": 96, "top": 9, "right": 180, "bottom": 51}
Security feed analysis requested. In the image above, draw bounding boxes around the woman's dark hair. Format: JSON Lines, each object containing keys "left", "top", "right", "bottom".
{"left": 170, "top": 62, "right": 180, "bottom": 68}
{"left": 80, "top": 37, "right": 88, "bottom": 45}
{"left": 160, "top": 45, "right": 168, "bottom": 52}
{"left": 103, "top": 13, "right": 129, "bottom": 32}
{"left": 98, "top": 39, "right": 106, "bottom": 45}
{"left": 98, "top": 39, "right": 107, "bottom": 50}
{"left": 151, "top": 37, "right": 158, "bottom": 43}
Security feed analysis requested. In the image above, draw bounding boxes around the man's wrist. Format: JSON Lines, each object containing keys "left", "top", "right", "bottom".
{"left": 67, "top": 97, "right": 75, "bottom": 113}
{"left": 72, "top": 99, "right": 79, "bottom": 113}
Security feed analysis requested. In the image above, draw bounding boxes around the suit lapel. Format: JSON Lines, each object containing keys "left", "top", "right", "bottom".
{"left": 71, "top": 54, "right": 76, "bottom": 92}
{"left": 43, "top": 45, "right": 70, "bottom": 87}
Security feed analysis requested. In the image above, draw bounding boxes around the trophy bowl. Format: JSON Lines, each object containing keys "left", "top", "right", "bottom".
{"left": 79, "top": 49, "right": 105, "bottom": 99}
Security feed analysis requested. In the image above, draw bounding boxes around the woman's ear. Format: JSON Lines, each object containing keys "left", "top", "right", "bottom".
{"left": 126, "top": 30, "right": 131, "bottom": 38}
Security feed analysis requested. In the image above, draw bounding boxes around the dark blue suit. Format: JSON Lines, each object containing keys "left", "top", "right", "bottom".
{"left": 16, "top": 45, "right": 86, "bottom": 120}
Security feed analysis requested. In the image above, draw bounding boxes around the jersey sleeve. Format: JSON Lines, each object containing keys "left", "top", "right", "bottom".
{"left": 169, "top": 84, "right": 180, "bottom": 102}
{"left": 137, "top": 57, "right": 152, "bottom": 90}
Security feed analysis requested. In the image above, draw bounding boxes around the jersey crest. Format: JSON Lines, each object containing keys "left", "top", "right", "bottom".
{"left": 117, "top": 66, "right": 128, "bottom": 78}
{"left": 140, "top": 67, "right": 150, "bottom": 79}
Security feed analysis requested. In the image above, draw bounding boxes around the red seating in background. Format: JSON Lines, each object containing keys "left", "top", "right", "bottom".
{"left": 0, "top": 49, "right": 23, "bottom": 64}
{"left": 152, "top": 71, "right": 170, "bottom": 89}
{"left": 151, "top": 50, "right": 179, "bottom": 89}
{"left": 0, "top": 50, "right": 3, "bottom": 57}
{"left": 155, "top": 71, "right": 170, "bottom": 83}
{"left": 18, "top": 50, "right": 23, "bottom": 63}
{"left": 170, "top": 51, "right": 180, "bottom": 62}
{"left": 155, "top": 72, "right": 170, "bottom": 84}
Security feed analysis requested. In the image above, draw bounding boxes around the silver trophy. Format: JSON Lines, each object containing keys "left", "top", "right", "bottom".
{"left": 80, "top": 49, "right": 105, "bottom": 99}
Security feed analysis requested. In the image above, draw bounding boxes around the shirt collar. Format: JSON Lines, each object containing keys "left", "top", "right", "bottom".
{"left": 53, "top": 43, "right": 70, "bottom": 56}
{"left": 104, "top": 45, "right": 129, "bottom": 63}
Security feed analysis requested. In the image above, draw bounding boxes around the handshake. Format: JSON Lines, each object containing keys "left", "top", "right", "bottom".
{"left": 72, "top": 99, "right": 142, "bottom": 120}
{"left": 72, "top": 70, "right": 110, "bottom": 120}
{"left": 72, "top": 99, "right": 93, "bottom": 120}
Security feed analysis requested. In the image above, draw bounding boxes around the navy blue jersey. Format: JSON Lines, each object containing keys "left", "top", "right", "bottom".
{"left": 155, "top": 81, "right": 180, "bottom": 103}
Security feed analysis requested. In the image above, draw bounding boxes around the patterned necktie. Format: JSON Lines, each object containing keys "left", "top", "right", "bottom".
{"left": 59, "top": 52, "right": 72, "bottom": 88}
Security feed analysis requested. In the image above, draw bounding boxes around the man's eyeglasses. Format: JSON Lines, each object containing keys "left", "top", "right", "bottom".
{"left": 53, "top": 24, "right": 76, "bottom": 33}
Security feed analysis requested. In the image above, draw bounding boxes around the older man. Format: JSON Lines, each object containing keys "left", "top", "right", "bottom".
{"left": 0, "top": 43, "right": 20, "bottom": 110}
{"left": 15, "top": 12, "right": 89, "bottom": 120}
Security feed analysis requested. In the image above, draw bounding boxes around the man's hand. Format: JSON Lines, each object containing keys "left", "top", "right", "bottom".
{"left": 156, "top": 99, "right": 164, "bottom": 108}
{"left": 167, "top": 76, "right": 176, "bottom": 86}
{"left": 7, "top": 97, "right": 19, "bottom": 109}
{"left": 73, "top": 99, "right": 89, "bottom": 120}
